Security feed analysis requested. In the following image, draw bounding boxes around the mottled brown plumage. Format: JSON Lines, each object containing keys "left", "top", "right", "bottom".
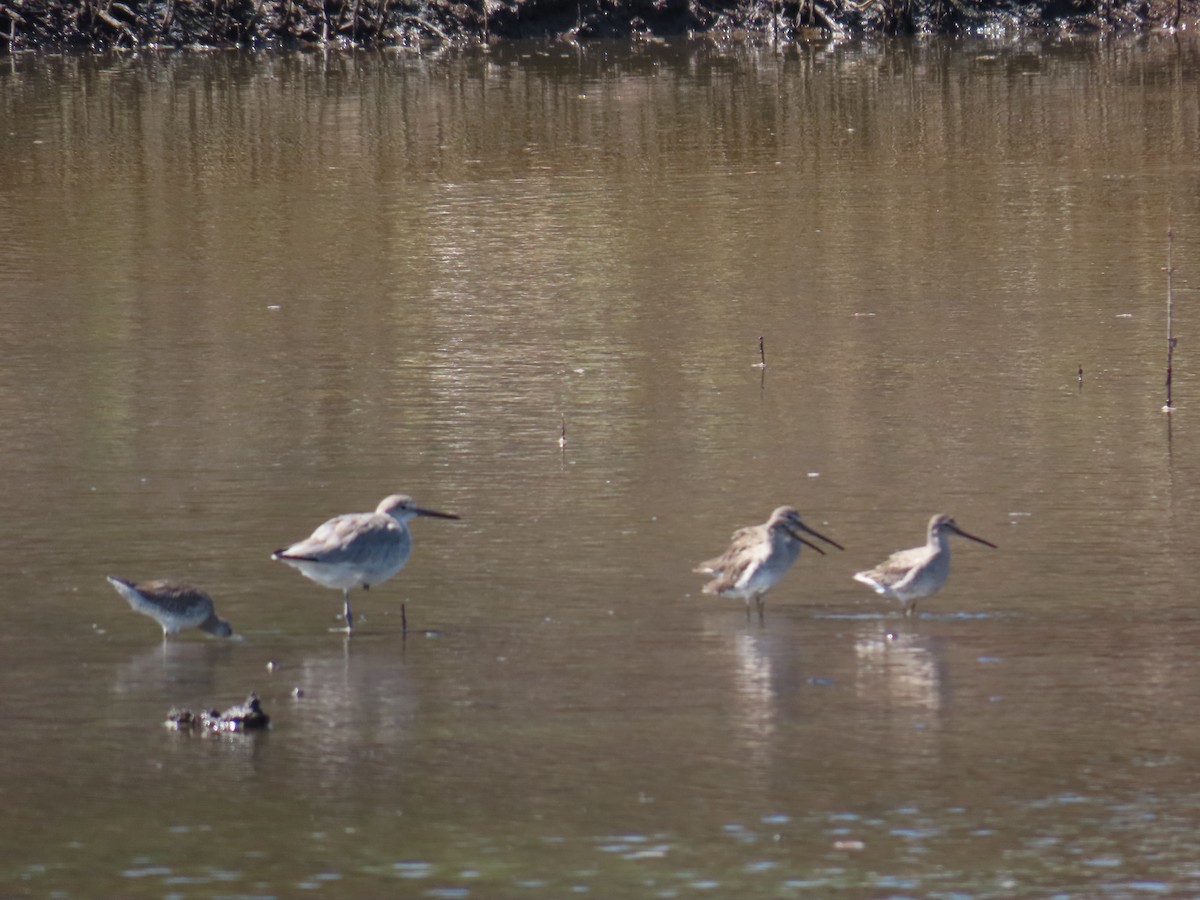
{"left": 696, "top": 506, "right": 843, "bottom": 618}
{"left": 853, "top": 514, "right": 996, "bottom": 615}
{"left": 107, "top": 576, "right": 233, "bottom": 637}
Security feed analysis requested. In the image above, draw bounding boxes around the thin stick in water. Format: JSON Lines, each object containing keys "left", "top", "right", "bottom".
{"left": 1164, "top": 228, "right": 1177, "bottom": 413}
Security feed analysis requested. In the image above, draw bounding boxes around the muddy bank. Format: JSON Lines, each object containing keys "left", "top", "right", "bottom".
{"left": 0, "top": 0, "right": 1196, "bottom": 51}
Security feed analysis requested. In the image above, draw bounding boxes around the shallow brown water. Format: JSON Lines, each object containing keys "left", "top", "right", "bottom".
{"left": 2, "top": 35, "right": 1200, "bottom": 898}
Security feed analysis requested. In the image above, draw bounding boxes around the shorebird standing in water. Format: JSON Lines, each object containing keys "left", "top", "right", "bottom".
{"left": 272, "top": 494, "right": 459, "bottom": 634}
{"left": 695, "top": 506, "right": 844, "bottom": 619}
{"left": 853, "top": 513, "right": 997, "bottom": 616}
{"left": 107, "top": 576, "right": 233, "bottom": 638}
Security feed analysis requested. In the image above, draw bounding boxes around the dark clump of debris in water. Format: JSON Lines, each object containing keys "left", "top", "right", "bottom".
{"left": 166, "top": 693, "right": 270, "bottom": 734}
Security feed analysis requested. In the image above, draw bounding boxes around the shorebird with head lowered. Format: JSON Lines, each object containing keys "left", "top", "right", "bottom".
{"left": 853, "top": 513, "right": 996, "bottom": 616}
{"left": 272, "top": 494, "right": 459, "bottom": 634}
{"left": 695, "top": 506, "right": 844, "bottom": 619}
{"left": 107, "top": 576, "right": 233, "bottom": 639}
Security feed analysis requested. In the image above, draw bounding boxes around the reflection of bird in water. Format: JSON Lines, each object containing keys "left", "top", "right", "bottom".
{"left": 113, "top": 640, "right": 231, "bottom": 697}
{"left": 853, "top": 514, "right": 996, "bottom": 616}
{"left": 272, "top": 494, "right": 459, "bottom": 633}
{"left": 695, "top": 506, "right": 843, "bottom": 619}
{"left": 854, "top": 629, "right": 948, "bottom": 712}
{"left": 107, "top": 576, "right": 233, "bottom": 638}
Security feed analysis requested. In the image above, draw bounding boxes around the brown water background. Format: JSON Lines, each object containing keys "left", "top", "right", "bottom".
{"left": 2, "top": 35, "right": 1200, "bottom": 897}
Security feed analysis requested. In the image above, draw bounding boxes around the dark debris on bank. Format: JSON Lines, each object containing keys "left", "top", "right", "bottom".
{"left": 0, "top": 0, "right": 1196, "bottom": 52}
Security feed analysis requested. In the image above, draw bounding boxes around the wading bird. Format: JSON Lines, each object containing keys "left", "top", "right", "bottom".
{"left": 107, "top": 576, "right": 233, "bottom": 638}
{"left": 695, "top": 506, "right": 844, "bottom": 619}
{"left": 853, "top": 514, "right": 996, "bottom": 616}
{"left": 272, "top": 494, "right": 459, "bottom": 634}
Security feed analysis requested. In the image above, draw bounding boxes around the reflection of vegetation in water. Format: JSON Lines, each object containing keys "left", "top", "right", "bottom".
{"left": 5, "top": 0, "right": 1195, "bottom": 50}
